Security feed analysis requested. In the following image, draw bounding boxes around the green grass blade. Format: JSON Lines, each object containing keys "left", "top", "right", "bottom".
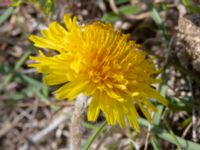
{"left": 42, "top": 81, "right": 49, "bottom": 98}
{"left": 15, "top": 50, "right": 32, "bottom": 70}
{"left": 115, "top": 0, "right": 128, "bottom": 5}
{"left": 163, "top": 119, "right": 182, "bottom": 150}
{"left": 83, "top": 121, "right": 107, "bottom": 150}
{"left": 182, "top": 0, "right": 200, "bottom": 13}
{"left": 167, "top": 96, "right": 193, "bottom": 112}
{"left": 151, "top": 136, "right": 161, "bottom": 150}
{"left": 1, "top": 50, "right": 32, "bottom": 88}
{"left": 153, "top": 105, "right": 164, "bottom": 125}
{"left": 82, "top": 122, "right": 96, "bottom": 129}
{"left": 153, "top": 84, "right": 167, "bottom": 125}
{"left": 145, "top": 0, "right": 169, "bottom": 41}
{"left": 34, "top": 89, "right": 59, "bottom": 110}
{"left": 0, "top": 7, "right": 15, "bottom": 26}
{"left": 17, "top": 73, "right": 43, "bottom": 87}
{"left": 139, "top": 119, "right": 200, "bottom": 150}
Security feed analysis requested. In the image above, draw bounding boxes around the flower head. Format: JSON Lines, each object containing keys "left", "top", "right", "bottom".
{"left": 29, "top": 14, "right": 167, "bottom": 132}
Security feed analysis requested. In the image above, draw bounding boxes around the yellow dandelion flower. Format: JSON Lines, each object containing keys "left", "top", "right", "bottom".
{"left": 29, "top": 14, "right": 168, "bottom": 132}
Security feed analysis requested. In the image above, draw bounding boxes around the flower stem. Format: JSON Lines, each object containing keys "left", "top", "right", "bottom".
{"left": 70, "top": 94, "right": 87, "bottom": 150}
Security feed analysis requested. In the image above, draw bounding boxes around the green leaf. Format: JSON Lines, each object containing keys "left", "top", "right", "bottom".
{"left": 102, "top": 12, "right": 121, "bottom": 23}
{"left": 0, "top": 7, "right": 15, "bottom": 26}
{"left": 102, "top": 5, "right": 141, "bottom": 23}
{"left": 119, "top": 5, "right": 141, "bottom": 14}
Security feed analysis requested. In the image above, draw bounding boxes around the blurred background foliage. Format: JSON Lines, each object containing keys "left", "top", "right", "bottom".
{"left": 1, "top": 0, "right": 200, "bottom": 150}
{"left": 12, "top": 0, "right": 55, "bottom": 15}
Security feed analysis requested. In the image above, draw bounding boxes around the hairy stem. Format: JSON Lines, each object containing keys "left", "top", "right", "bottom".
{"left": 70, "top": 94, "right": 87, "bottom": 150}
